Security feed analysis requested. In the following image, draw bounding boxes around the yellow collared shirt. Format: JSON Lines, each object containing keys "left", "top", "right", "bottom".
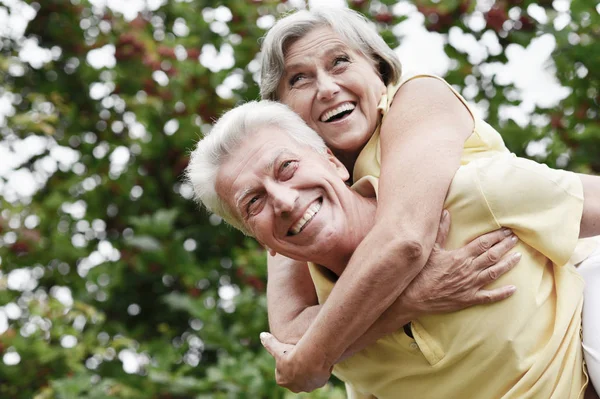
{"left": 309, "top": 75, "right": 590, "bottom": 398}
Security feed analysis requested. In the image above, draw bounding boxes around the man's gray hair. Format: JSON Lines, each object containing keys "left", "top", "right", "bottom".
{"left": 259, "top": 7, "right": 402, "bottom": 101}
{"left": 186, "top": 100, "right": 328, "bottom": 235}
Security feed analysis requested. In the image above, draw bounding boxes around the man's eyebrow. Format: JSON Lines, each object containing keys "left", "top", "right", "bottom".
{"left": 235, "top": 187, "right": 255, "bottom": 215}
{"left": 234, "top": 149, "right": 289, "bottom": 213}
{"left": 265, "top": 148, "right": 288, "bottom": 173}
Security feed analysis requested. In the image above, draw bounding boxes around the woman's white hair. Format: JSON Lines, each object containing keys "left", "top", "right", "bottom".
{"left": 259, "top": 7, "right": 402, "bottom": 101}
{"left": 186, "top": 100, "right": 328, "bottom": 235}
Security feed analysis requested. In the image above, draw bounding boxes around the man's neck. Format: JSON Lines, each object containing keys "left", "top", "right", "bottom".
{"left": 319, "top": 192, "right": 377, "bottom": 276}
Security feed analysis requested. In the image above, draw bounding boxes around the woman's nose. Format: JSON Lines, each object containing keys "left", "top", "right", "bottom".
{"left": 316, "top": 73, "right": 340, "bottom": 102}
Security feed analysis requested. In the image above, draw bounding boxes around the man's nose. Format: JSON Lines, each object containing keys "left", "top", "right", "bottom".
{"left": 316, "top": 73, "right": 340, "bottom": 102}
{"left": 269, "top": 184, "right": 298, "bottom": 216}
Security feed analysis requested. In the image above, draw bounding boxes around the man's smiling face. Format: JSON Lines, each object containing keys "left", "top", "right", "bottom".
{"left": 215, "top": 126, "right": 360, "bottom": 264}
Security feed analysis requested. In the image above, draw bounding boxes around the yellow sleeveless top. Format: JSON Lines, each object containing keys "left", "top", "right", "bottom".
{"left": 308, "top": 75, "right": 590, "bottom": 398}
{"left": 352, "top": 74, "right": 509, "bottom": 181}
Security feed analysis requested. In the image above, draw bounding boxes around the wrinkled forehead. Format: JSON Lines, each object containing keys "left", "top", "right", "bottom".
{"left": 284, "top": 26, "right": 356, "bottom": 57}
{"left": 294, "top": 25, "right": 342, "bottom": 47}
{"left": 215, "top": 129, "right": 310, "bottom": 202}
{"left": 281, "top": 26, "right": 376, "bottom": 78}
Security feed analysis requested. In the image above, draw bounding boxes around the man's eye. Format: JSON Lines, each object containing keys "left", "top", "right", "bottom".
{"left": 246, "top": 195, "right": 262, "bottom": 216}
{"left": 280, "top": 160, "right": 297, "bottom": 171}
{"left": 280, "top": 160, "right": 297, "bottom": 180}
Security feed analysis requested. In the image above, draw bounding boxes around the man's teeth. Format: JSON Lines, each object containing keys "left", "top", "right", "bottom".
{"left": 289, "top": 200, "right": 322, "bottom": 235}
{"left": 321, "top": 103, "right": 355, "bottom": 122}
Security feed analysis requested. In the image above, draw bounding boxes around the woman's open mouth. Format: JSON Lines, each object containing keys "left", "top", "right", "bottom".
{"left": 320, "top": 102, "right": 356, "bottom": 123}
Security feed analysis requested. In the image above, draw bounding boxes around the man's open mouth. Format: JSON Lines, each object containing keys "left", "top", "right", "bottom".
{"left": 288, "top": 198, "right": 323, "bottom": 236}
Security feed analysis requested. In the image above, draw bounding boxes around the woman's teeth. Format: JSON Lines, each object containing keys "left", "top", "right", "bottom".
{"left": 321, "top": 103, "right": 355, "bottom": 122}
{"left": 289, "top": 200, "right": 322, "bottom": 235}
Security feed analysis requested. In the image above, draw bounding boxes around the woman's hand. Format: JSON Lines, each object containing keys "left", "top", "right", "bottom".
{"left": 260, "top": 332, "right": 332, "bottom": 393}
{"left": 399, "top": 210, "right": 520, "bottom": 316}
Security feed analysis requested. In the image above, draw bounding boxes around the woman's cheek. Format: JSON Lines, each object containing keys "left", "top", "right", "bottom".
{"left": 285, "top": 95, "right": 311, "bottom": 121}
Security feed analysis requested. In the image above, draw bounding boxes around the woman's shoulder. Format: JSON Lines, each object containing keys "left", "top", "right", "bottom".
{"left": 389, "top": 73, "right": 473, "bottom": 116}
{"left": 387, "top": 73, "right": 509, "bottom": 156}
{"left": 380, "top": 74, "right": 448, "bottom": 113}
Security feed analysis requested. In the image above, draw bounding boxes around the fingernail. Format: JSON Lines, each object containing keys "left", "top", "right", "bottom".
{"left": 510, "top": 235, "right": 518, "bottom": 243}
{"left": 503, "top": 228, "right": 512, "bottom": 236}
{"left": 508, "top": 285, "right": 517, "bottom": 292}
{"left": 513, "top": 252, "right": 521, "bottom": 260}
{"left": 260, "top": 332, "right": 269, "bottom": 342}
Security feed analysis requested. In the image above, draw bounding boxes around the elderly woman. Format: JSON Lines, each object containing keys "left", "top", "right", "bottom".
{"left": 258, "top": 6, "right": 600, "bottom": 394}
{"left": 186, "top": 100, "right": 600, "bottom": 398}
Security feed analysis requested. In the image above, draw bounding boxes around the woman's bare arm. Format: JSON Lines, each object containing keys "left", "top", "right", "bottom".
{"left": 278, "top": 77, "right": 475, "bottom": 385}
{"left": 262, "top": 216, "right": 521, "bottom": 391}
{"left": 266, "top": 254, "right": 320, "bottom": 344}
{"left": 267, "top": 216, "right": 520, "bottom": 348}
{"left": 580, "top": 173, "right": 600, "bottom": 237}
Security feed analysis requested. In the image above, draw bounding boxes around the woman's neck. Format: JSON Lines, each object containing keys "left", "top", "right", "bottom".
{"left": 335, "top": 146, "right": 367, "bottom": 181}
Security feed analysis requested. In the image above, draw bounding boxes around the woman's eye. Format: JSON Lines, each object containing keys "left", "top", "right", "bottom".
{"left": 333, "top": 56, "right": 350, "bottom": 66}
{"left": 289, "top": 74, "right": 305, "bottom": 86}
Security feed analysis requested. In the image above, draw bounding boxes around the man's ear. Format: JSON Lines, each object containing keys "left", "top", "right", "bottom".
{"left": 325, "top": 148, "right": 350, "bottom": 181}
{"left": 261, "top": 242, "right": 277, "bottom": 257}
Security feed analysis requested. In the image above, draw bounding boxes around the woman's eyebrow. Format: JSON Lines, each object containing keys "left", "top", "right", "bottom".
{"left": 283, "top": 44, "right": 349, "bottom": 72}
{"left": 282, "top": 62, "right": 305, "bottom": 76}
{"left": 326, "top": 43, "right": 349, "bottom": 53}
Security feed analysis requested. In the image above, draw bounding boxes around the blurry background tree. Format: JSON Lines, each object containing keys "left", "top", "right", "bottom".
{"left": 0, "top": 0, "right": 597, "bottom": 398}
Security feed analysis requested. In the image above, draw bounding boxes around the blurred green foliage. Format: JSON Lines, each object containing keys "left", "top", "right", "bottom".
{"left": 0, "top": 0, "right": 597, "bottom": 398}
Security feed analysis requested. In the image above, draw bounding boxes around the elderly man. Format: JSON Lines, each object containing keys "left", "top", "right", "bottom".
{"left": 187, "top": 100, "right": 600, "bottom": 398}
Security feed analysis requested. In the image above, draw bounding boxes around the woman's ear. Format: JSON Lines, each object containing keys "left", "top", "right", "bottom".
{"left": 326, "top": 148, "right": 350, "bottom": 181}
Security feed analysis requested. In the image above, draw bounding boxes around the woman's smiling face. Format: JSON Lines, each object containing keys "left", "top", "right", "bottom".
{"left": 277, "top": 27, "right": 386, "bottom": 158}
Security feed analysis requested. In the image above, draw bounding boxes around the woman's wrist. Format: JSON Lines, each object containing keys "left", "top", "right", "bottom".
{"left": 292, "top": 339, "right": 335, "bottom": 377}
